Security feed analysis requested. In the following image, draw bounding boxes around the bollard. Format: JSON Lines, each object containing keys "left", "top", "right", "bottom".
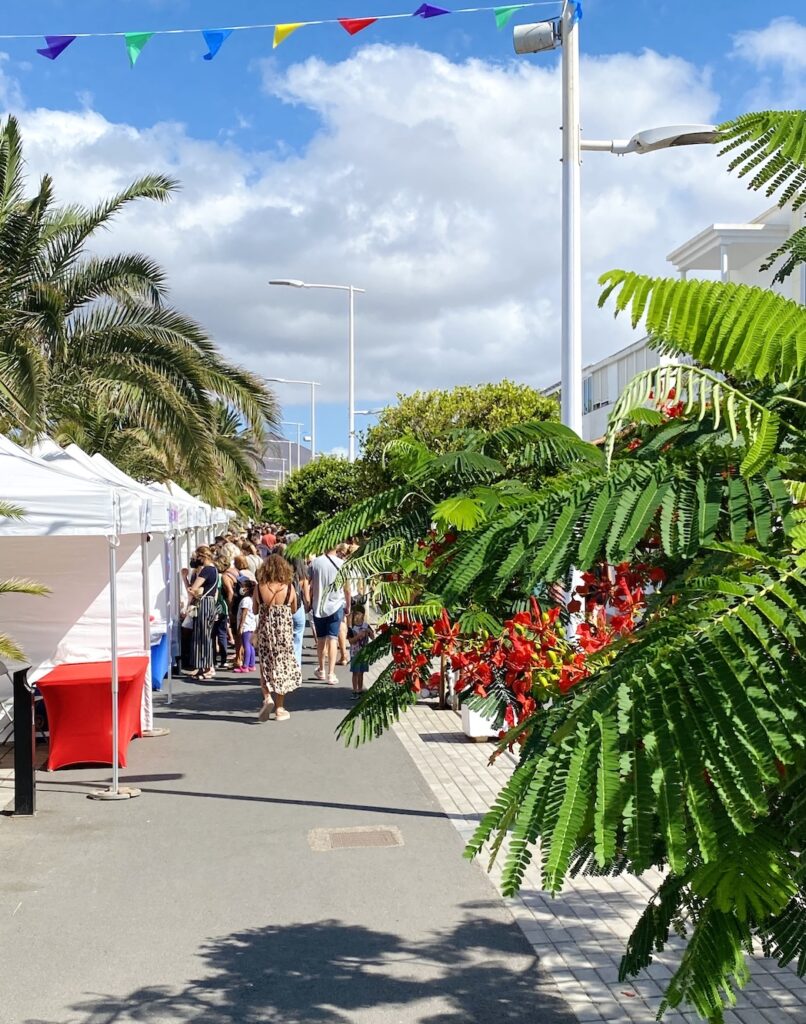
{"left": 12, "top": 667, "right": 35, "bottom": 815}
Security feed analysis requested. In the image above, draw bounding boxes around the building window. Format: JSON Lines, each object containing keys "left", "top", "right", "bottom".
{"left": 583, "top": 375, "right": 593, "bottom": 415}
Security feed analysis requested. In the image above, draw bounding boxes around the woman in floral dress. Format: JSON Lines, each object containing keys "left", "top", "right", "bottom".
{"left": 254, "top": 554, "right": 302, "bottom": 722}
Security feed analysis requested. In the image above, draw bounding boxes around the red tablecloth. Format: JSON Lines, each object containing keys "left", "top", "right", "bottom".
{"left": 37, "top": 657, "right": 148, "bottom": 770}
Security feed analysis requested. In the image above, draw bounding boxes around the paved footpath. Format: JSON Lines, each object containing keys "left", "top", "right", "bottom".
{"left": 392, "top": 705, "right": 806, "bottom": 1024}
{"left": 0, "top": 645, "right": 576, "bottom": 1024}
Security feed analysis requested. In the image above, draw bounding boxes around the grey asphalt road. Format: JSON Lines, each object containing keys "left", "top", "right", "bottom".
{"left": 0, "top": 643, "right": 575, "bottom": 1024}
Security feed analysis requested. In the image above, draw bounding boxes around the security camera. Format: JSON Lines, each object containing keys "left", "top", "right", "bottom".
{"left": 513, "top": 20, "right": 561, "bottom": 55}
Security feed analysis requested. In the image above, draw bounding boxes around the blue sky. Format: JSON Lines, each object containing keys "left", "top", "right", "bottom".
{"left": 9, "top": 1, "right": 802, "bottom": 141}
{"left": 1, "top": 1, "right": 805, "bottom": 455}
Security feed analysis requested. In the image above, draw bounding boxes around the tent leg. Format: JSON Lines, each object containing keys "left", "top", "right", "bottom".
{"left": 141, "top": 534, "right": 169, "bottom": 739}
{"left": 89, "top": 536, "right": 141, "bottom": 802}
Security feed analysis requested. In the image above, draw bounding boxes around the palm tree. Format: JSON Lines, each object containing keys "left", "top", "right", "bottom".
{"left": 0, "top": 116, "right": 277, "bottom": 505}
{"left": 293, "top": 111, "right": 806, "bottom": 1022}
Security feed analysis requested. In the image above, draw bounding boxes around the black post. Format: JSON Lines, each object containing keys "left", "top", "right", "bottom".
{"left": 12, "top": 667, "right": 35, "bottom": 815}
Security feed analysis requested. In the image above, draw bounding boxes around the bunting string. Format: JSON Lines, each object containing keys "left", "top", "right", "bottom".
{"left": 15, "top": 2, "right": 565, "bottom": 65}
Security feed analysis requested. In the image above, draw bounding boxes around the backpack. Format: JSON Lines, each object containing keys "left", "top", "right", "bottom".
{"left": 216, "top": 576, "right": 228, "bottom": 618}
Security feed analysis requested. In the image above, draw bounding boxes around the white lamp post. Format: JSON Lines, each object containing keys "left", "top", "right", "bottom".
{"left": 265, "top": 376, "right": 320, "bottom": 459}
{"left": 282, "top": 420, "right": 304, "bottom": 472}
{"left": 269, "top": 279, "right": 365, "bottom": 462}
{"left": 263, "top": 455, "right": 288, "bottom": 485}
{"left": 514, "top": 2, "right": 718, "bottom": 435}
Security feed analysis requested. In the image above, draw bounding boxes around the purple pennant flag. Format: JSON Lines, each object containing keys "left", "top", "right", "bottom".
{"left": 37, "top": 35, "right": 77, "bottom": 61}
{"left": 412, "top": 4, "right": 451, "bottom": 17}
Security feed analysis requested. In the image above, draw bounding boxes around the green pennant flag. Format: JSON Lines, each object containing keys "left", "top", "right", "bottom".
{"left": 125, "top": 32, "right": 154, "bottom": 68}
{"left": 494, "top": 6, "right": 523, "bottom": 29}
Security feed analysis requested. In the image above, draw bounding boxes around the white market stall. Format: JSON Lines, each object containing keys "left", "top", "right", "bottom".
{"left": 0, "top": 436, "right": 147, "bottom": 797}
{"left": 31, "top": 439, "right": 169, "bottom": 733}
{"left": 91, "top": 454, "right": 180, "bottom": 705}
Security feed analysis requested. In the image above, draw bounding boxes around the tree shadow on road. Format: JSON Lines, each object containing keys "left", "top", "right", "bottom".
{"left": 25, "top": 913, "right": 577, "bottom": 1024}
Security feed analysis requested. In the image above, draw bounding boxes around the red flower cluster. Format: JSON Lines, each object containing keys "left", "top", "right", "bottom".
{"left": 389, "top": 619, "right": 431, "bottom": 692}
{"left": 386, "top": 599, "right": 589, "bottom": 730}
{"left": 417, "top": 528, "right": 458, "bottom": 569}
{"left": 571, "top": 562, "right": 662, "bottom": 652}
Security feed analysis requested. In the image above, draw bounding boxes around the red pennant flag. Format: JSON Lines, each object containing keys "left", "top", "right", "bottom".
{"left": 339, "top": 17, "right": 378, "bottom": 36}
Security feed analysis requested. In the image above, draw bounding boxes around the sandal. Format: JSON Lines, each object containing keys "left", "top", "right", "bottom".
{"left": 274, "top": 708, "right": 291, "bottom": 721}
{"left": 258, "top": 697, "right": 275, "bottom": 723}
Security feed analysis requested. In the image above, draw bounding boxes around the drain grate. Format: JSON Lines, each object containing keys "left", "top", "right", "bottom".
{"left": 308, "top": 825, "right": 404, "bottom": 852}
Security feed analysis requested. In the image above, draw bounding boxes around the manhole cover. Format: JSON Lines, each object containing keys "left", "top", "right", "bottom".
{"left": 308, "top": 826, "right": 404, "bottom": 852}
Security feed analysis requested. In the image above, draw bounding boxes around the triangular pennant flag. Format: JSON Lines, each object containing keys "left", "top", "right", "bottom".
{"left": 125, "top": 32, "right": 154, "bottom": 68}
{"left": 202, "top": 29, "right": 233, "bottom": 61}
{"left": 412, "top": 4, "right": 451, "bottom": 17}
{"left": 273, "top": 23, "right": 303, "bottom": 48}
{"left": 339, "top": 18, "right": 379, "bottom": 37}
{"left": 36, "top": 35, "right": 77, "bottom": 61}
{"left": 571, "top": 1, "right": 583, "bottom": 23}
{"left": 493, "top": 6, "right": 523, "bottom": 30}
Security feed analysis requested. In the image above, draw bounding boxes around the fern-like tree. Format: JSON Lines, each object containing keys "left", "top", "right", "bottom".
{"left": 0, "top": 116, "right": 277, "bottom": 507}
{"left": 292, "top": 110, "right": 806, "bottom": 1022}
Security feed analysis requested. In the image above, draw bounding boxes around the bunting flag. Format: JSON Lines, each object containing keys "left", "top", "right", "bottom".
{"left": 412, "top": 4, "right": 451, "bottom": 16}
{"left": 16, "top": 3, "right": 564, "bottom": 68}
{"left": 273, "top": 23, "right": 303, "bottom": 48}
{"left": 125, "top": 32, "right": 153, "bottom": 67}
{"left": 493, "top": 6, "right": 524, "bottom": 29}
{"left": 202, "top": 29, "right": 233, "bottom": 61}
{"left": 339, "top": 17, "right": 379, "bottom": 36}
{"left": 36, "top": 35, "right": 77, "bottom": 61}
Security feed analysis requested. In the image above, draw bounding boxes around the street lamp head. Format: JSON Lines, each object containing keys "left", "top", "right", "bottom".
{"left": 269, "top": 279, "right": 306, "bottom": 288}
{"left": 513, "top": 20, "right": 561, "bottom": 55}
{"left": 624, "top": 124, "right": 720, "bottom": 155}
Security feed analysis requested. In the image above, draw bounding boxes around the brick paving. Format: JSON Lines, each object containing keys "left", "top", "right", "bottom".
{"left": 392, "top": 702, "right": 806, "bottom": 1024}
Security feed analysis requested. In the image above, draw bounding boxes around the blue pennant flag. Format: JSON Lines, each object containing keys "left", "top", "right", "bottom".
{"left": 202, "top": 29, "right": 233, "bottom": 61}
{"left": 37, "top": 35, "right": 77, "bottom": 61}
{"left": 571, "top": 1, "right": 583, "bottom": 24}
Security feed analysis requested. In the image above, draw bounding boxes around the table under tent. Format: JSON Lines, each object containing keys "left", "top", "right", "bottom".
{"left": 0, "top": 436, "right": 150, "bottom": 790}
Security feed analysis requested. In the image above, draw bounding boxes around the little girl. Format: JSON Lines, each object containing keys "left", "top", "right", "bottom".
{"left": 347, "top": 608, "right": 374, "bottom": 697}
{"left": 234, "top": 580, "right": 257, "bottom": 673}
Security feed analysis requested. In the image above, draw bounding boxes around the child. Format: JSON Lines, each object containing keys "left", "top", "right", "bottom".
{"left": 234, "top": 580, "right": 257, "bottom": 673}
{"left": 347, "top": 607, "right": 374, "bottom": 698}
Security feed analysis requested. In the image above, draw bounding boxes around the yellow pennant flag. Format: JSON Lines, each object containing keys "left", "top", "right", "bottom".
{"left": 273, "top": 23, "right": 302, "bottom": 48}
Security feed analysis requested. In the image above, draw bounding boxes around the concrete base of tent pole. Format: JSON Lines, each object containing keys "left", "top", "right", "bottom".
{"left": 87, "top": 786, "right": 142, "bottom": 801}
{"left": 141, "top": 727, "right": 170, "bottom": 738}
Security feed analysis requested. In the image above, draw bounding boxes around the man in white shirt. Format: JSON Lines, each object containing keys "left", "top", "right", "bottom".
{"left": 308, "top": 547, "right": 351, "bottom": 685}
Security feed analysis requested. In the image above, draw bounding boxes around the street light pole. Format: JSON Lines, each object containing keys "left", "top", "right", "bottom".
{"left": 269, "top": 280, "right": 365, "bottom": 462}
{"left": 265, "top": 377, "right": 320, "bottom": 459}
{"left": 561, "top": 1, "right": 582, "bottom": 436}
{"left": 514, "top": 4, "right": 718, "bottom": 436}
{"left": 282, "top": 421, "right": 304, "bottom": 471}
{"left": 348, "top": 285, "right": 356, "bottom": 463}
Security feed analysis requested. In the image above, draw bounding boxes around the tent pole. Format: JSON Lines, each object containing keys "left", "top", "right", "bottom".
{"left": 166, "top": 534, "right": 174, "bottom": 707}
{"left": 141, "top": 533, "right": 169, "bottom": 739}
{"left": 89, "top": 534, "right": 140, "bottom": 801}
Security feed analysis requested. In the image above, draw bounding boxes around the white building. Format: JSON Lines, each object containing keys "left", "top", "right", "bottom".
{"left": 543, "top": 205, "right": 806, "bottom": 442}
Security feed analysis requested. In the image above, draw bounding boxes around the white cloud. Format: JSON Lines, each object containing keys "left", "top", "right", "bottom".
{"left": 732, "top": 17, "right": 806, "bottom": 72}
{"left": 3, "top": 37, "right": 788, "bottom": 417}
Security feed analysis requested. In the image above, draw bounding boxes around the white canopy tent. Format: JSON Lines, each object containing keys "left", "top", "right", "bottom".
{"left": 31, "top": 439, "right": 168, "bottom": 733}
{"left": 0, "top": 436, "right": 145, "bottom": 797}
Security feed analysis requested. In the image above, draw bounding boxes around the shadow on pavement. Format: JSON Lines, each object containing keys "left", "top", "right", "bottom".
{"left": 24, "top": 913, "right": 576, "bottom": 1024}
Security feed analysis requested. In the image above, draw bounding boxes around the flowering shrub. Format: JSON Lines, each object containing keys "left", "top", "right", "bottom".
{"left": 383, "top": 559, "right": 660, "bottom": 737}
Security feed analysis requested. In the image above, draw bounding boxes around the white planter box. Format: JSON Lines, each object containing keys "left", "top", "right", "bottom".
{"left": 461, "top": 703, "right": 497, "bottom": 741}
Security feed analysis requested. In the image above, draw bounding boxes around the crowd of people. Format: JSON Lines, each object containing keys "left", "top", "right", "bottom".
{"left": 179, "top": 526, "right": 374, "bottom": 722}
